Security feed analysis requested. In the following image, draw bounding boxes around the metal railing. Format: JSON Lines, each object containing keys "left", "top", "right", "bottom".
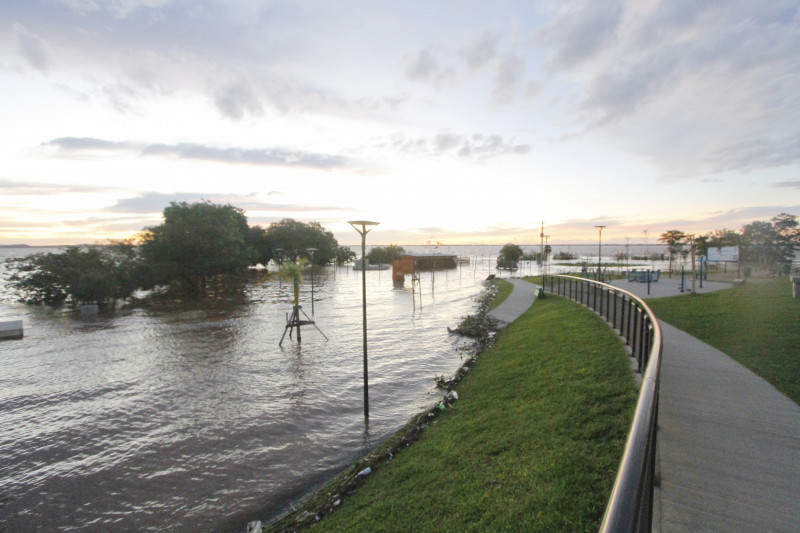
{"left": 542, "top": 275, "right": 662, "bottom": 533}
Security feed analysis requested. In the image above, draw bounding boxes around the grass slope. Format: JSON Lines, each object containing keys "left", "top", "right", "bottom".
{"left": 647, "top": 277, "right": 800, "bottom": 405}
{"left": 303, "top": 296, "right": 637, "bottom": 532}
{"left": 488, "top": 278, "right": 513, "bottom": 310}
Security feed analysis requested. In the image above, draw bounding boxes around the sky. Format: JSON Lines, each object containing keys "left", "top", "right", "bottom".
{"left": 1, "top": 0, "right": 799, "bottom": 247}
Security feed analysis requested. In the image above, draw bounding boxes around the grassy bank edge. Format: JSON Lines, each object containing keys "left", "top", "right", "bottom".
{"left": 488, "top": 278, "right": 513, "bottom": 310}
{"left": 267, "top": 293, "right": 637, "bottom": 532}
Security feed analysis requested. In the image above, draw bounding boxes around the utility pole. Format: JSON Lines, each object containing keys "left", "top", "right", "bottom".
{"left": 540, "top": 221, "right": 545, "bottom": 275}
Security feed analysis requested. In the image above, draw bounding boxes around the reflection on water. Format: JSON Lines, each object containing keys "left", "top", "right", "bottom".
{"left": 0, "top": 248, "right": 503, "bottom": 531}
{"left": 0, "top": 244, "right": 669, "bottom": 531}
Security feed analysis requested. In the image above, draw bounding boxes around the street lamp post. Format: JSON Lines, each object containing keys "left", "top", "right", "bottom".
{"left": 275, "top": 248, "right": 283, "bottom": 288}
{"left": 348, "top": 220, "right": 379, "bottom": 420}
{"left": 306, "top": 248, "right": 318, "bottom": 316}
{"left": 595, "top": 225, "right": 606, "bottom": 281}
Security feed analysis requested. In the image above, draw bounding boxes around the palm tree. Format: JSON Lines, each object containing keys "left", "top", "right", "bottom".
{"left": 280, "top": 258, "right": 308, "bottom": 306}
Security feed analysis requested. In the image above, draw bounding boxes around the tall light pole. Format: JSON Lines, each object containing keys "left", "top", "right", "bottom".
{"left": 349, "top": 220, "right": 379, "bottom": 421}
{"left": 539, "top": 221, "right": 545, "bottom": 275}
{"left": 595, "top": 225, "right": 606, "bottom": 281}
{"left": 275, "top": 248, "right": 283, "bottom": 288}
{"left": 306, "top": 247, "right": 318, "bottom": 316}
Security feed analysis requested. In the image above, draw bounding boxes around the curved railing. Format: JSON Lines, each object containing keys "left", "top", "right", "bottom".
{"left": 542, "top": 275, "right": 663, "bottom": 533}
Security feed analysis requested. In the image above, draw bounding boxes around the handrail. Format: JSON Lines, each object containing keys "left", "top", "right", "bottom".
{"left": 542, "top": 275, "right": 663, "bottom": 533}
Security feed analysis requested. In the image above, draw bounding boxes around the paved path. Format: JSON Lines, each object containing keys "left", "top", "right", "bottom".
{"left": 608, "top": 276, "right": 732, "bottom": 299}
{"left": 654, "top": 322, "right": 800, "bottom": 532}
{"left": 495, "top": 277, "right": 800, "bottom": 531}
{"left": 612, "top": 277, "right": 800, "bottom": 532}
{"left": 488, "top": 277, "right": 539, "bottom": 328}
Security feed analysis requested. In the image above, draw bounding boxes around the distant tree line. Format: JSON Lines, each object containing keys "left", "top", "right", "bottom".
{"left": 658, "top": 212, "right": 799, "bottom": 274}
{"left": 366, "top": 244, "right": 405, "bottom": 265}
{"left": 5, "top": 201, "right": 356, "bottom": 306}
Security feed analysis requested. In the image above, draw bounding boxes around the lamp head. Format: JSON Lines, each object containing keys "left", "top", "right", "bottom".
{"left": 348, "top": 220, "right": 380, "bottom": 235}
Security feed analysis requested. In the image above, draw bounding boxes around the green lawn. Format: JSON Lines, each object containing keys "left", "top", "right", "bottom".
{"left": 272, "top": 296, "right": 637, "bottom": 532}
{"left": 647, "top": 277, "right": 800, "bottom": 405}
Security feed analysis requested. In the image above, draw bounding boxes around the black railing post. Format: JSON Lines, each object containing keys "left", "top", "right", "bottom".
{"left": 628, "top": 297, "right": 634, "bottom": 344}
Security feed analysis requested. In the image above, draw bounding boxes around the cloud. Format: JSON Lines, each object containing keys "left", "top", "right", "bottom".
{"left": 535, "top": 0, "right": 624, "bottom": 70}
{"left": 52, "top": 0, "right": 173, "bottom": 19}
{"left": 460, "top": 31, "right": 501, "bottom": 70}
{"left": 775, "top": 180, "right": 800, "bottom": 189}
{"left": 491, "top": 53, "right": 527, "bottom": 104}
{"left": 12, "top": 23, "right": 51, "bottom": 72}
{"left": 404, "top": 46, "right": 456, "bottom": 86}
{"left": 213, "top": 77, "right": 264, "bottom": 120}
{"left": 548, "top": 206, "right": 800, "bottom": 241}
{"left": 44, "top": 137, "right": 353, "bottom": 170}
{"left": 0, "top": 177, "right": 112, "bottom": 195}
{"left": 534, "top": 0, "right": 800, "bottom": 177}
{"left": 105, "top": 192, "right": 353, "bottom": 216}
{"left": 389, "top": 132, "right": 531, "bottom": 160}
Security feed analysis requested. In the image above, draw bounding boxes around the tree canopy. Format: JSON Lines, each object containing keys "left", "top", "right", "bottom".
{"left": 497, "top": 243, "right": 523, "bottom": 269}
{"left": 366, "top": 245, "right": 405, "bottom": 265}
{"left": 5, "top": 242, "right": 141, "bottom": 306}
{"left": 4, "top": 202, "right": 346, "bottom": 305}
{"left": 264, "top": 218, "right": 338, "bottom": 266}
{"left": 336, "top": 245, "right": 357, "bottom": 265}
{"left": 139, "top": 201, "right": 257, "bottom": 292}
{"left": 738, "top": 214, "right": 799, "bottom": 272}
{"left": 658, "top": 230, "right": 686, "bottom": 275}
{"left": 669, "top": 213, "right": 799, "bottom": 273}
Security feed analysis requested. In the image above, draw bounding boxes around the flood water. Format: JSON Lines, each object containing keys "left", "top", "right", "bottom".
{"left": 0, "top": 244, "right": 666, "bottom": 531}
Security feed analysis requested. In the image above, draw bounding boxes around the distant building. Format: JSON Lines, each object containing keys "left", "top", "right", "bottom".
{"left": 392, "top": 253, "right": 458, "bottom": 282}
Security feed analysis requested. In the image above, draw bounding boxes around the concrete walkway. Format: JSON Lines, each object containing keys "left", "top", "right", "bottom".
{"left": 497, "top": 277, "right": 800, "bottom": 531}
{"left": 488, "top": 277, "right": 539, "bottom": 328}
{"left": 608, "top": 276, "right": 733, "bottom": 299}
{"left": 654, "top": 322, "right": 800, "bottom": 532}
{"left": 611, "top": 278, "right": 800, "bottom": 532}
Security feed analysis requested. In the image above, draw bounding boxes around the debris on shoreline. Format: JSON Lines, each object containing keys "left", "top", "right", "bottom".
{"left": 263, "top": 280, "right": 499, "bottom": 533}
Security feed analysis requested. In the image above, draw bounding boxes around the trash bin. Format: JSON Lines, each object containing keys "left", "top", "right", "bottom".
{"left": 792, "top": 276, "right": 800, "bottom": 298}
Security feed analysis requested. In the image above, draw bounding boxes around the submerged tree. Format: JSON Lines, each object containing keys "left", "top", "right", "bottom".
{"left": 336, "top": 245, "right": 357, "bottom": 265}
{"left": 263, "top": 218, "right": 338, "bottom": 266}
{"left": 139, "top": 201, "right": 257, "bottom": 294}
{"left": 497, "top": 243, "right": 523, "bottom": 270}
{"left": 5, "top": 242, "right": 141, "bottom": 307}
{"left": 366, "top": 244, "right": 405, "bottom": 265}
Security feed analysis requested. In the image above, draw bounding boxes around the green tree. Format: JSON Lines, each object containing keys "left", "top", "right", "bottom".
{"left": 740, "top": 220, "right": 781, "bottom": 271}
{"left": 658, "top": 230, "right": 686, "bottom": 277}
{"left": 264, "top": 218, "right": 338, "bottom": 266}
{"left": 771, "top": 213, "right": 799, "bottom": 272}
{"left": 497, "top": 243, "right": 523, "bottom": 270}
{"left": 366, "top": 244, "right": 405, "bottom": 265}
{"left": 693, "top": 234, "right": 710, "bottom": 260}
{"left": 246, "top": 225, "right": 272, "bottom": 266}
{"left": 707, "top": 229, "right": 742, "bottom": 249}
{"left": 139, "top": 201, "right": 256, "bottom": 293}
{"left": 6, "top": 243, "right": 141, "bottom": 306}
{"left": 336, "top": 245, "right": 356, "bottom": 265}
{"left": 705, "top": 229, "right": 742, "bottom": 264}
